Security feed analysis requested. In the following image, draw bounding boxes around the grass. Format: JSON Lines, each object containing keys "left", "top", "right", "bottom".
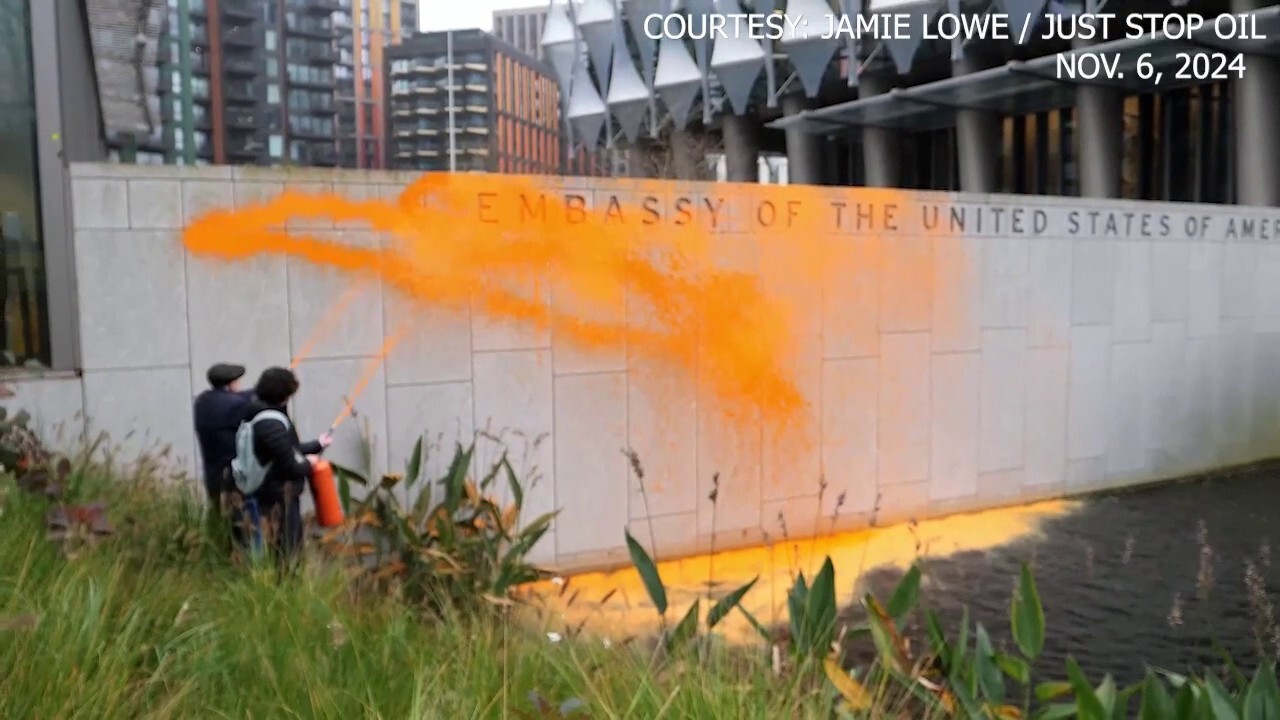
{"left": 0, "top": 467, "right": 858, "bottom": 719}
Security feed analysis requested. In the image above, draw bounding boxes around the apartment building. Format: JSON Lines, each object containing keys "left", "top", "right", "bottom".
{"left": 158, "top": 0, "right": 417, "bottom": 168}
{"left": 492, "top": 5, "right": 546, "bottom": 60}
{"left": 385, "top": 29, "right": 562, "bottom": 174}
{"left": 334, "top": 0, "right": 418, "bottom": 169}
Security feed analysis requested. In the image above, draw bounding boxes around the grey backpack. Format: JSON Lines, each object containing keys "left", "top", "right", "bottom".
{"left": 230, "top": 409, "right": 290, "bottom": 495}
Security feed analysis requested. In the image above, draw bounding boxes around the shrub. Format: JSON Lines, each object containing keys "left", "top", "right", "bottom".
{"left": 324, "top": 438, "right": 557, "bottom": 616}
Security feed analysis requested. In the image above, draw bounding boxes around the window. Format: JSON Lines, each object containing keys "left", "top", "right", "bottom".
{"left": 267, "top": 83, "right": 280, "bottom": 103}
{"left": 267, "top": 57, "right": 278, "bottom": 77}
{"left": 265, "top": 30, "right": 277, "bottom": 51}
{"left": 0, "top": 0, "right": 50, "bottom": 365}
{"left": 269, "top": 134, "right": 283, "bottom": 157}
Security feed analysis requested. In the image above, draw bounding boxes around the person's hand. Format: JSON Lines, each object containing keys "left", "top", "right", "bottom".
{"left": 318, "top": 431, "right": 334, "bottom": 449}
{"left": 305, "top": 454, "right": 319, "bottom": 465}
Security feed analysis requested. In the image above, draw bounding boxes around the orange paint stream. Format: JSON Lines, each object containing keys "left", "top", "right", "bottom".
{"left": 330, "top": 322, "right": 410, "bottom": 430}
{"left": 184, "top": 173, "right": 955, "bottom": 454}
{"left": 291, "top": 282, "right": 367, "bottom": 369}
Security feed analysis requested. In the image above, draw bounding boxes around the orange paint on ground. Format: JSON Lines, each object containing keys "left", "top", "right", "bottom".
{"left": 520, "top": 499, "right": 1080, "bottom": 645}
{"left": 290, "top": 282, "right": 368, "bottom": 369}
{"left": 184, "top": 173, "right": 959, "bottom": 450}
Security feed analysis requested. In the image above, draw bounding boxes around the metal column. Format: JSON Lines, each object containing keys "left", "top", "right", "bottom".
{"left": 859, "top": 73, "right": 900, "bottom": 188}
{"left": 1232, "top": 0, "right": 1280, "bottom": 206}
{"left": 953, "top": 54, "right": 1001, "bottom": 193}
{"left": 722, "top": 113, "right": 760, "bottom": 183}
{"left": 1073, "top": 37, "right": 1123, "bottom": 198}
{"left": 782, "top": 94, "right": 826, "bottom": 186}
{"left": 176, "top": 0, "right": 196, "bottom": 165}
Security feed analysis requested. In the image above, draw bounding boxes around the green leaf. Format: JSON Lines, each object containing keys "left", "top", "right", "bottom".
{"left": 1067, "top": 657, "right": 1107, "bottom": 720}
{"left": 1011, "top": 562, "right": 1046, "bottom": 661}
{"left": 1139, "top": 672, "right": 1175, "bottom": 720}
{"left": 735, "top": 605, "right": 771, "bottom": 642}
{"left": 443, "top": 443, "right": 474, "bottom": 511}
{"left": 1032, "top": 705, "right": 1079, "bottom": 720}
{"left": 886, "top": 564, "right": 921, "bottom": 619}
{"left": 1095, "top": 676, "right": 1117, "bottom": 715}
{"left": 707, "top": 576, "right": 758, "bottom": 629}
{"left": 925, "top": 609, "right": 952, "bottom": 673}
{"left": 974, "top": 624, "right": 1005, "bottom": 704}
{"left": 1205, "top": 674, "right": 1242, "bottom": 720}
{"left": 668, "top": 600, "right": 700, "bottom": 649}
{"left": 1243, "top": 663, "right": 1280, "bottom": 720}
{"left": 336, "top": 469, "right": 352, "bottom": 515}
{"left": 1037, "top": 682, "right": 1075, "bottom": 702}
{"left": 865, "top": 594, "right": 904, "bottom": 674}
{"left": 996, "top": 653, "right": 1031, "bottom": 685}
{"left": 500, "top": 454, "right": 523, "bottom": 510}
{"left": 624, "top": 530, "right": 667, "bottom": 616}
{"left": 803, "top": 558, "right": 837, "bottom": 658}
{"left": 1173, "top": 682, "right": 1199, "bottom": 720}
{"left": 788, "top": 572, "right": 809, "bottom": 654}
{"left": 950, "top": 607, "right": 971, "bottom": 687}
{"left": 404, "top": 436, "right": 424, "bottom": 489}
{"left": 330, "top": 460, "right": 368, "bottom": 486}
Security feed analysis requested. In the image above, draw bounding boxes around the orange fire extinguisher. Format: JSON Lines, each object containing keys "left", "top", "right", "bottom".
{"left": 310, "top": 458, "right": 345, "bottom": 528}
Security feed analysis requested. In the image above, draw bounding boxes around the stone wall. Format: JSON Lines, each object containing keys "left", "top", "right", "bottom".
{"left": 16, "top": 162, "right": 1280, "bottom": 571}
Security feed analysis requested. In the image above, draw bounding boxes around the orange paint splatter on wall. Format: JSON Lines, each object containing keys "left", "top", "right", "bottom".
{"left": 183, "top": 173, "right": 956, "bottom": 457}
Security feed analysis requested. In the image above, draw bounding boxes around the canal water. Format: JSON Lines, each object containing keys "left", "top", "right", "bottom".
{"left": 855, "top": 461, "right": 1280, "bottom": 685}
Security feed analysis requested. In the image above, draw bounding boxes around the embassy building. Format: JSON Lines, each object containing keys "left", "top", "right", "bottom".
{"left": 543, "top": 0, "right": 1280, "bottom": 205}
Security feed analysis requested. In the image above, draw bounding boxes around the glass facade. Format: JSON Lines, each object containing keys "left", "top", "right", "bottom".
{"left": 0, "top": 0, "right": 50, "bottom": 366}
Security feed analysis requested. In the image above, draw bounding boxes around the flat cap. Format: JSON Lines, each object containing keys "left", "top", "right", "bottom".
{"left": 207, "top": 363, "right": 246, "bottom": 388}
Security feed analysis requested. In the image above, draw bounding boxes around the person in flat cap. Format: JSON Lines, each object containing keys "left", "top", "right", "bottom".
{"left": 193, "top": 363, "right": 254, "bottom": 542}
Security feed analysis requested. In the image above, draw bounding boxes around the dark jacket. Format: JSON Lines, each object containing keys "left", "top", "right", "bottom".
{"left": 193, "top": 388, "right": 254, "bottom": 491}
{"left": 240, "top": 399, "right": 325, "bottom": 505}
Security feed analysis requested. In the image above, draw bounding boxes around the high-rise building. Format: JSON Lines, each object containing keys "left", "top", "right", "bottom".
{"left": 158, "top": 0, "right": 417, "bottom": 168}
{"left": 159, "top": 0, "right": 272, "bottom": 165}
{"left": 492, "top": 6, "right": 546, "bottom": 60}
{"left": 334, "top": 0, "right": 418, "bottom": 169}
{"left": 386, "top": 29, "right": 563, "bottom": 174}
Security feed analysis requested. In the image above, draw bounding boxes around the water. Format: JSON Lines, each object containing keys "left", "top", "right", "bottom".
{"left": 854, "top": 461, "right": 1280, "bottom": 685}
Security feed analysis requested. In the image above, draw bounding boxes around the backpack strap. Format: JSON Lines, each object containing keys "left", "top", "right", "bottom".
{"left": 251, "top": 409, "right": 291, "bottom": 432}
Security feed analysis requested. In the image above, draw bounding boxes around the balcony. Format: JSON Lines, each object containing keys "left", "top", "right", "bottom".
{"left": 289, "top": 74, "right": 334, "bottom": 89}
{"left": 223, "top": 57, "right": 257, "bottom": 76}
{"left": 290, "top": 43, "right": 336, "bottom": 65}
{"left": 224, "top": 84, "right": 257, "bottom": 104}
{"left": 222, "top": 27, "right": 256, "bottom": 48}
{"left": 228, "top": 137, "right": 263, "bottom": 158}
{"left": 226, "top": 111, "right": 256, "bottom": 130}
{"left": 221, "top": 0, "right": 257, "bottom": 20}
{"left": 287, "top": 18, "right": 333, "bottom": 38}
{"left": 288, "top": 0, "right": 339, "bottom": 14}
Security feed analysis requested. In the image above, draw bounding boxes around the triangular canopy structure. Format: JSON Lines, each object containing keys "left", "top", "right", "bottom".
{"left": 708, "top": 1, "right": 765, "bottom": 115}
{"left": 1003, "top": 0, "right": 1049, "bottom": 44}
{"left": 653, "top": 34, "right": 701, "bottom": 129}
{"left": 575, "top": 0, "right": 617, "bottom": 96}
{"left": 877, "top": 1, "right": 936, "bottom": 75}
{"left": 623, "top": 0, "right": 664, "bottom": 87}
{"left": 540, "top": 0, "right": 579, "bottom": 89}
{"left": 607, "top": 20, "right": 650, "bottom": 141}
{"left": 780, "top": 0, "right": 841, "bottom": 96}
{"left": 567, "top": 54, "right": 607, "bottom": 145}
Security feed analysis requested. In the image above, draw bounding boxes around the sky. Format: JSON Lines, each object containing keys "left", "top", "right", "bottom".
{"left": 419, "top": 0, "right": 546, "bottom": 33}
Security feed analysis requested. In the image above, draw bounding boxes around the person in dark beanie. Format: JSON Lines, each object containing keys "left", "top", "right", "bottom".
{"left": 229, "top": 366, "right": 332, "bottom": 567}
{"left": 193, "top": 363, "right": 254, "bottom": 542}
